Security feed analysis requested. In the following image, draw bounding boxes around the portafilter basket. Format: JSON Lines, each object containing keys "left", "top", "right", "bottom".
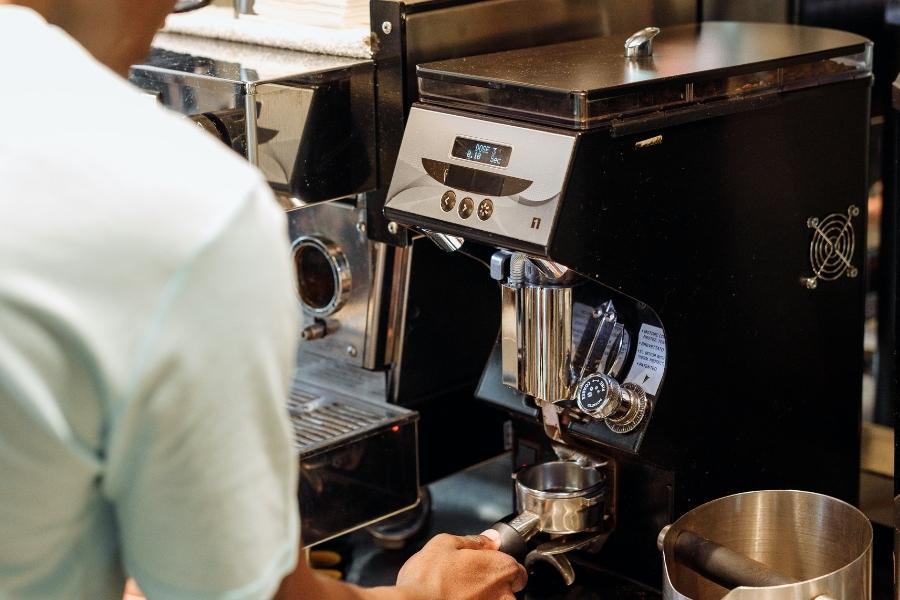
{"left": 490, "top": 461, "right": 607, "bottom": 560}
{"left": 660, "top": 490, "right": 872, "bottom": 600}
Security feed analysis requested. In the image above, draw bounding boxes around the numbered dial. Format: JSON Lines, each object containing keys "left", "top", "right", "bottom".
{"left": 574, "top": 373, "right": 647, "bottom": 434}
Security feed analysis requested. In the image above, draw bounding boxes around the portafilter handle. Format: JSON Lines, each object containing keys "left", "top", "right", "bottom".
{"left": 488, "top": 511, "right": 541, "bottom": 562}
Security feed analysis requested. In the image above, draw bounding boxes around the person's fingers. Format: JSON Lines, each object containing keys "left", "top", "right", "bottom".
{"left": 428, "top": 532, "right": 490, "bottom": 551}
{"left": 510, "top": 563, "right": 528, "bottom": 593}
{"left": 456, "top": 534, "right": 492, "bottom": 550}
{"left": 309, "top": 550, "right": 341, "bottom": 567}
{"left": 478, "top": 528, "right": 502, "bottom": 551}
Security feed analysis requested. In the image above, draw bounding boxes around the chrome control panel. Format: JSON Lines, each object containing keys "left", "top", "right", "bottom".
{"left": 385, "top": 107, "right": 577, "bottom": 247}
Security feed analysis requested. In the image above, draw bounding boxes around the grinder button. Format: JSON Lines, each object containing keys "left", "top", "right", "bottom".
{"left": 459, "top": 197, "right": 475, "bottom": 219}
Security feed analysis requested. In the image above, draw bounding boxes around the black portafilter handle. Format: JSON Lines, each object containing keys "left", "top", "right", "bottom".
{"left": 488, "top": 512, "right": 542, "bottom": 562}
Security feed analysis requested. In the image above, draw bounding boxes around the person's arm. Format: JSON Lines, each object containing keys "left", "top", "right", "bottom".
{"left": 274, "top": 532, "right": 527, "bottom": 600}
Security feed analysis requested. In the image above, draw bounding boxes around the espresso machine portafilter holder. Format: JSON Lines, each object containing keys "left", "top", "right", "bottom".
{"left": 490, "top": 460, "right": 612, "bottom": 585}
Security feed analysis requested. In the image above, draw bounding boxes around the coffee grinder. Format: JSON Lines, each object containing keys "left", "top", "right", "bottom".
{"left": 384, "top": 22, "right": 872, "bottom": 589}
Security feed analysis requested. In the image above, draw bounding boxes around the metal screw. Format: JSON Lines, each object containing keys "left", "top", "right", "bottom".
{"left": 356, "top": 221, "right": 366, "bottom": 234}
{"left": 387, "top": 221, "right": 399, "bottom": 235}
{"left": 381, "top": 21, "right": 393, "bottom": 35}
{"left": 346, "top": 345, "right": 358, "bottom": 358}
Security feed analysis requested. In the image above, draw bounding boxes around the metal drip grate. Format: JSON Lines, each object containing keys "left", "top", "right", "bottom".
{"left": 288, "top": 381, "right": 396, "bottom": 453}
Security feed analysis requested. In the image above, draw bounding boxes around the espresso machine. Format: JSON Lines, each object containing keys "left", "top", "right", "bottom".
{"left": 130, "top": 0, "right": 703, "bottom": 546}
{"left": 385, "top": 22, "right": 872, "bottom": 590}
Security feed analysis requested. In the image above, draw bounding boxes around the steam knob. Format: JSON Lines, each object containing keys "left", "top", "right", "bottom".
{"left": 574, "top": 373, "right": 648, "bottom": 434}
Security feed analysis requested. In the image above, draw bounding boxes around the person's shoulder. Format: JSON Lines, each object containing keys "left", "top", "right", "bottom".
{"left": 64, "top": 71, "right": 263, "bottom": 217}
{"left": 2, "top": 10, "right": 265, "bottom": 223}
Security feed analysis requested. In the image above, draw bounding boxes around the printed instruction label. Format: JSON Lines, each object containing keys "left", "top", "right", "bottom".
{"left": 624, "top": 324, "right": 666, "bottom": 396}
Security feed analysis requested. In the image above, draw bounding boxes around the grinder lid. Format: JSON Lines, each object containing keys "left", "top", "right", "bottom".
{"left": 416, "top": 22, "right": 872, "bottom": 129}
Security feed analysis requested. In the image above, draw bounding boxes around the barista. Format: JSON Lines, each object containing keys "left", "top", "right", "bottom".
{"left": 0, "top": 1, "right": 527, "bottom": 599}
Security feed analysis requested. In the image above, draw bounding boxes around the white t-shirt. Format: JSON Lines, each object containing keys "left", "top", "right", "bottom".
{"left": 0, "top": 7, "right": 299, "bottom": 600}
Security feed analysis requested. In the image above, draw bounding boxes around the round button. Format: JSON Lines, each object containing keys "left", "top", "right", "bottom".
{"left": 458, "top": 197, "right": 475, "bottom": 219}
{"left": 477, "top": 198, "right": 494, "bottom": 221}
{"left": 440, "top": 190, "right": 456, "bottom": 212}
{"left": 576, "top": 375, "right": 610, "bottom": 413}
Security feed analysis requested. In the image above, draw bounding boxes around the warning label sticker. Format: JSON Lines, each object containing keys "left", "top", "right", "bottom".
{"left": 624, "top": 324, "right": 666, "bottom": 396}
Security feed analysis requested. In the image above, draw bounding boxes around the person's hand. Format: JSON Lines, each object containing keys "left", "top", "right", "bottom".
{"left": 395, "top": 531, "right": 527, "bottom": 600}
{"left": 122, "top": 579, "right": 144, "bottom": 600}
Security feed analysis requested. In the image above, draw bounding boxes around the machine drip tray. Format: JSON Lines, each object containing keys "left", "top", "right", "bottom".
{"left": 290, "top": 375, "right": 419, "bottom": 547}
{"left": 340, "top": 453, "right": 661, "bottom": 599}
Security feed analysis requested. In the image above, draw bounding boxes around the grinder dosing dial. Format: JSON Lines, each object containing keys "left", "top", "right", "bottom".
{"left": 574, "top": 374, "right": 647, "bottom": 434}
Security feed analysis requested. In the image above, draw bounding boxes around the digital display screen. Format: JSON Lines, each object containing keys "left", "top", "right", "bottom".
{"left": 451, "top": 137, "right": 512, "bottom": 168}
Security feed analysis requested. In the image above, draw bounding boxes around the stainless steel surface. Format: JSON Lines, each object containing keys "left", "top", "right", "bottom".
{"left": 514, "top": 461, "right": 607, "bottom": 535}
{"left": 607, "top": 383, "right": 647, "bottom": 434}
{"left": 416, "top": 22, "right": 872, "bottom": 128}
{"left": 233, "top": 0, "right": 255, "bottom": 16}
{"left": 508, "top": 510, "right": 542, "bottom": 541}
{"left": 526, "top": 550, "right": 577, "bottom": 586}
{"left": 419, "top": 22, "right": 869, "bottom": 99}
{"left": 518, "top": 285, "right": 573, "bottom": 404}
{"left": 385, "top": 244, "right": 413, "bottom": 401}
{"left": 288, "top": 378, "right": 409, "bottom": 454}
{"left": 573, "top": 300, "right": 629, "bottom": 381}
{"left": 405, "top": 0, "right": 697, "bottom": 92}
{"left": 420, "top": 229, "right": 464, "bottom": 252}
{"left": 625, "top": 27, "right": 661, "bottom": 58}
{"left": 525, "top": 529, "right": 612, "bottom": 586}
{"left": 130, "top": 34, "right": 376, "bottom": 203}
{"left": 529, "top": 259, "right": 569, "bottom": 280}
{"left": 385, "top": 106, "right": 577, "bottom": 249}
{"left": 138, "top": 32, "right": 366, "bottom": 84}
{"left": 173, "top": 0, "right": 212, "bottom": 13}
{"left": 491, "top": 253, "right": 661, "bottom": 441}
{"left": 661, "top": 491, "right": 872, "bottom": 600}
{"left": 500, "top": 283, "right": 519, "bottom": 389}
{"left": 290, "top": 203, "right": 387, "bottom": 370}
{"left": 301, "top": 322, "right": 328, "bottom": 341}
{"left": 362, "top": 238, "right": 385, "bottom": 365}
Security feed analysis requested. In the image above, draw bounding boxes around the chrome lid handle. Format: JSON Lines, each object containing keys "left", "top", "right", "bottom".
{"left": 625, "top": 27, "right": 661, "bottom": 59}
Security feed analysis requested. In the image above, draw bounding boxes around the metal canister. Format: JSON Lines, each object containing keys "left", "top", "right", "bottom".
{"left": 661, "top": 490, "right": 872, "bottom": 600}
